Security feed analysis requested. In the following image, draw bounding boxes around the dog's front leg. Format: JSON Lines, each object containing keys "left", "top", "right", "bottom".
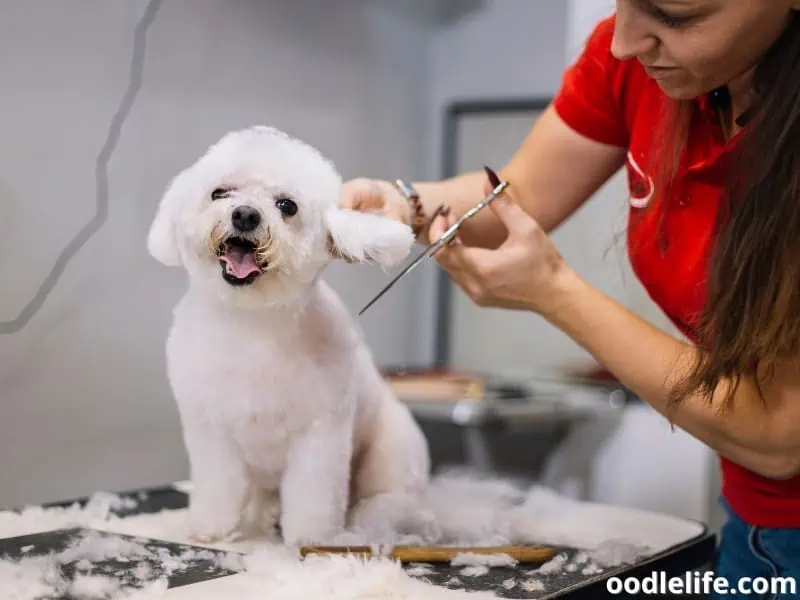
{"left": 183, "top": 421, "right": 249, "bottom": 543}
{"left": 279, "top": 422, "right": 352, "bottom": 546}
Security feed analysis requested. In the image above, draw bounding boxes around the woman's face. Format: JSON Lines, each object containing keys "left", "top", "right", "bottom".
{"left": 610, "top": 0, "right": 797, "bottom": 99}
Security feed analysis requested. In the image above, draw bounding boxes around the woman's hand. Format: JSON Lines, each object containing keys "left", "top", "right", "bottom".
{"left": 338, "top": 178, "right": 411, "bottom": 225}
{"left": 428, "top": 179, "right": 576, "bottom": 316}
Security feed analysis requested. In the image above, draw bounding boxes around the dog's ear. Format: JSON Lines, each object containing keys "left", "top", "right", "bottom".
{"left": 324, "top": 208, "right": 414, "bottom": 269}
{"left": 147, "top": 171, "right": 189, "bottom": 267}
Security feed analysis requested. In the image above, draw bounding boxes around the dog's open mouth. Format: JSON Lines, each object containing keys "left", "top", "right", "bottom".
{"left": 217, "top": 237, "right": 265, "bottom": 286}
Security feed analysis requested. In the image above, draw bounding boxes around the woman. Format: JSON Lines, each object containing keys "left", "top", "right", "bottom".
{"left": 339, "top": 0, "right": 800, "bottom": 594}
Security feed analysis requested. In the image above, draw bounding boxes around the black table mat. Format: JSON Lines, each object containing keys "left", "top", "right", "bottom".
{"left": 0, "top": 527, "right": 239, "bottom": 596}
{"left": 1, "top": 484, "right": 717, "bottom": 599}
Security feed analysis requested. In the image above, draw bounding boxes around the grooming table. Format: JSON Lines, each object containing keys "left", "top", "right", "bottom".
{"left": 0, "top": 483, "right": 716, "bottom": 599}
{"left": 402, "top": 374, "right": 626, "bottom": 483}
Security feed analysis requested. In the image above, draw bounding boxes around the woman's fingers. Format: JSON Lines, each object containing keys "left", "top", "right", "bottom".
{"left": 481, "top": 169, "right": 542, "bottom": 243}
{"left": 490, "top": 195, "right": 539, "bottom": 238}
{"left": 428, "top": 207, "right": 491, "bottom": 301}
{"left": 339, "top": 178, "right": 381, "bottom": 211}
{"left": 429, "top": 207, "right": 464, "bottom": 265}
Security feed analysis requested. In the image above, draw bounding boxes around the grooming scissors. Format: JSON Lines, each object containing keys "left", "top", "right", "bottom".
{"left": 358, "top": 166, "right": 509, "bottom": 316}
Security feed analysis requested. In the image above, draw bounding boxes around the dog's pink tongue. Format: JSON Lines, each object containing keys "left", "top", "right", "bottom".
{"left": 221, "top": 248, "right": 261, "bottom": 278}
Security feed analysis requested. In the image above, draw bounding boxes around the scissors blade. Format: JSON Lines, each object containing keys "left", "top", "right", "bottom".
{"left": 358, "top": 168, "right": 509, "bottom": 316}
{"left": 357, "top": 245, "right": 437, "bottom": 316}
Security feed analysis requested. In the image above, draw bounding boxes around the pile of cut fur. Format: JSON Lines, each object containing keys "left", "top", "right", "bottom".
{"left": 0, "top": 472, "right": 662, "bottom": 600}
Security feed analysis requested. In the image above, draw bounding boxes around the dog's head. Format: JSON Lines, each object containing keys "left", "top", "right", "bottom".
{"left": 147, "top": 126, "right": 414, "bottom": 308}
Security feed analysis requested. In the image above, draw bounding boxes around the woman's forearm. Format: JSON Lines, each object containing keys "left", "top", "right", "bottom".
{"left": 545, "top": 269, "right": 800, "bottom": 479}
{"left": 411, "top": 107, "right": 627, "bottom": 248}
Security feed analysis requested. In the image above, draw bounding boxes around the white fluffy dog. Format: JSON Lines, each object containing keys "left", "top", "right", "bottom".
{"left": 146, "top": 126, "right": 432, "bottom": 546}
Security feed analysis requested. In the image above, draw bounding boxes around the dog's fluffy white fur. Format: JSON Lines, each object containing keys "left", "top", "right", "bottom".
{"left": 147, "top": 126, "right": 432, "bottom": 546}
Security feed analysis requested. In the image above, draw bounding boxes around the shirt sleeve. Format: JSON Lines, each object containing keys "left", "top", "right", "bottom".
{"left": 552, "top": 16, "right": 629, "bottom": 148}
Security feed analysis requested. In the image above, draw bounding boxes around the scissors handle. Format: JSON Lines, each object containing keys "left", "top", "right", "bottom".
{"left": 430, "top": 179, "right": 509, "bottom": 252}
{"left": 357, "top": 177, "right": 510, "bottom": 316}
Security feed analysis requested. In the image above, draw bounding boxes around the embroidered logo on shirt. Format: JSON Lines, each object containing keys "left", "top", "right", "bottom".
{"left": 626, "top": 151, "right": 654, "bottom": 208}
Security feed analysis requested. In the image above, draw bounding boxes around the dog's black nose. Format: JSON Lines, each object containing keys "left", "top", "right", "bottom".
{"left": 232, "top": 206, "right": 261, "bottom": 232}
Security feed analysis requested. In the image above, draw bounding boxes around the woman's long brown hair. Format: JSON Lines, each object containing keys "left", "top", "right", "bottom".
{"left": 663, "top": 12, "right": 800, "bottom": 413}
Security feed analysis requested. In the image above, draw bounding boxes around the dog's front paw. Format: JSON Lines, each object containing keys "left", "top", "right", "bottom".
{"left": 279, "top": 526, "right": 333, "bottom": 548}
{"left": 188, "top": 506, "right": 242, "bottom": 544}
{"left": 279, "top": 508, "right": 345, "bottom": 547}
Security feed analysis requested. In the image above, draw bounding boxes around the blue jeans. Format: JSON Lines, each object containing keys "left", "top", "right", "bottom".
{"left": 713, "top": 498, "right": 800, "bottom": 599}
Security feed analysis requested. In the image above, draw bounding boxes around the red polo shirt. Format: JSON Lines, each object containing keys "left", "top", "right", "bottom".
{"left": 553, "top": 15, "right": 800, "bottom": 528}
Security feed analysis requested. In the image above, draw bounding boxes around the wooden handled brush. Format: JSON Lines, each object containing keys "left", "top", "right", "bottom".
{"left": 299, "top": 544, "right": 556, "bottom": 564}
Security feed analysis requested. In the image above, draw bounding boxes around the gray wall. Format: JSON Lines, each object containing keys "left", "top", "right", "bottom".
{"left": 0, "top": 0, "right": 446, "bottom": 507}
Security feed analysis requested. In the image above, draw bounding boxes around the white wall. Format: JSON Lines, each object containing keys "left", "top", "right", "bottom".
{"left": 421, "top": 0, "right": 570, "bottom": 368}
{"left": 424, "top": 0, "right": 568, "bottom": 187}
{"left": 428, "top": 0, "right": 567, "bottom": 119}
{"left": 0, "top": 0, "right": 441, "bottom": 508}
{"left": 566, "top": 0, "right": 617, "bottom": 62}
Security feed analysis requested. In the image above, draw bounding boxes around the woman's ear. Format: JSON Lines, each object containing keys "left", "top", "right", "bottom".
{"left": 324, "top": 208, "right": 414, "bottom": 269}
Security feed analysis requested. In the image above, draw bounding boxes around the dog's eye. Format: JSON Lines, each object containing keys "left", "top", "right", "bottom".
{"left": 276, "top": 197, "right": 298, "bottom": 217}
{"left": 211, "top": 187, "right": 233, "bottom": 201}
